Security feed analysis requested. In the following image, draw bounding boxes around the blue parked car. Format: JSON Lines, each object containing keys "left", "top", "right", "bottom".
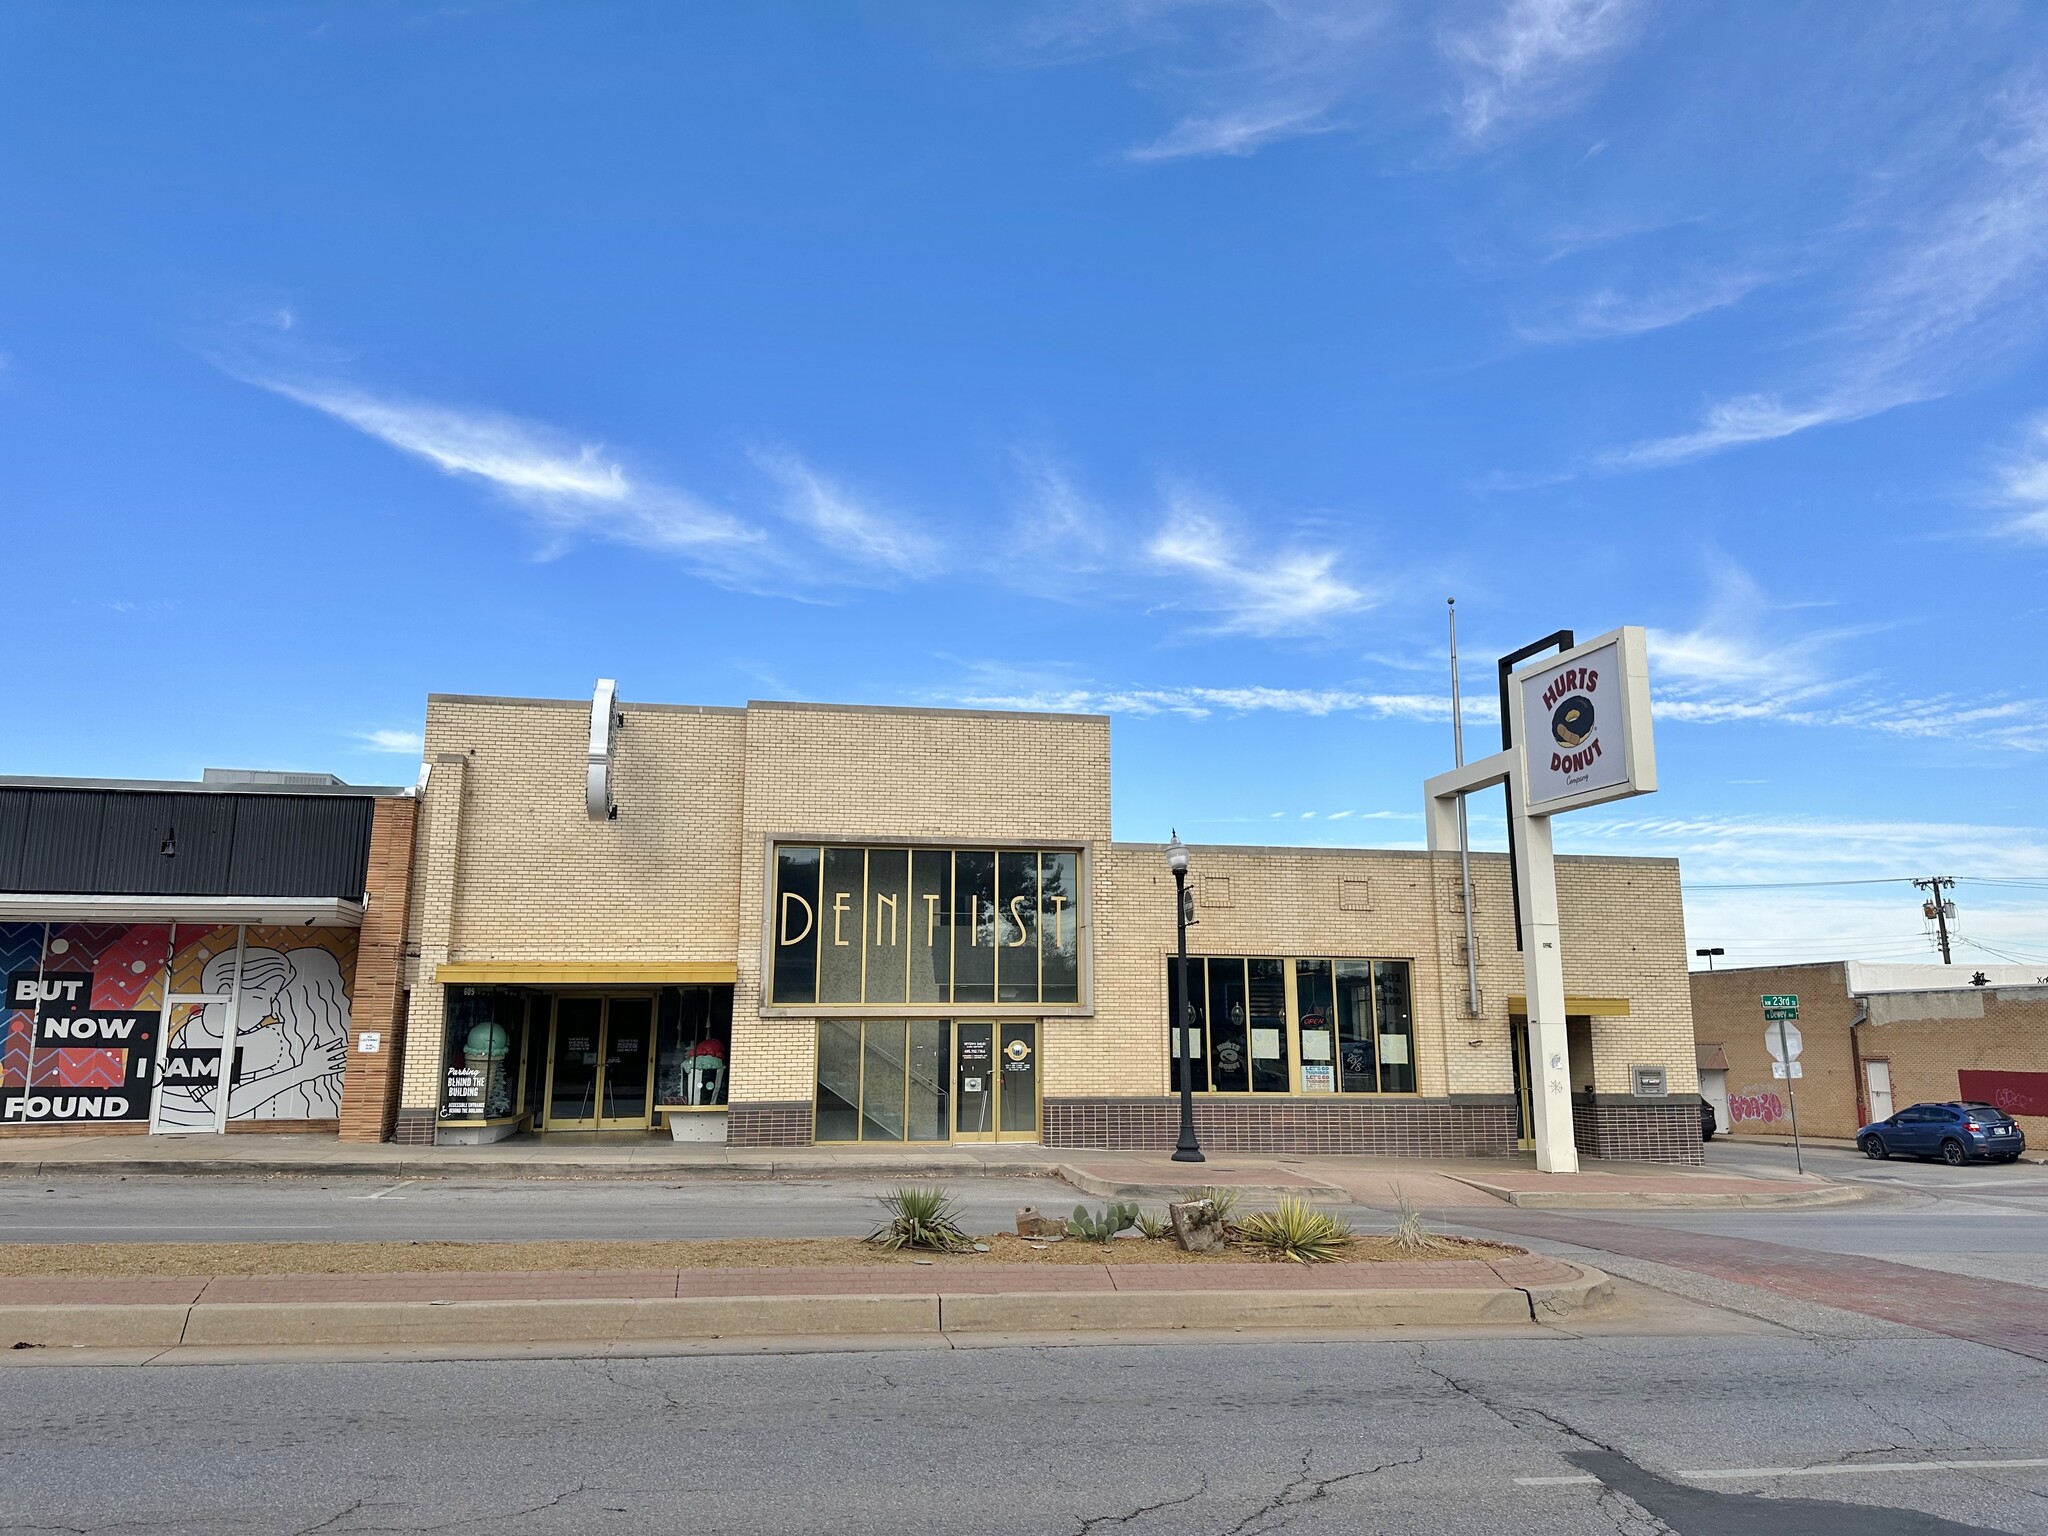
{"left": 1858, "top": 1101, "right": 2027, "bottom": 1165}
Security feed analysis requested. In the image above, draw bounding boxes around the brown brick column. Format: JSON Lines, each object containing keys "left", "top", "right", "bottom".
{"left": 339, "top": 795, "right": 420, "bottom": 1143}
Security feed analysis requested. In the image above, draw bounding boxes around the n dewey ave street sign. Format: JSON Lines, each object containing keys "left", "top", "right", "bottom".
{"left": 1762, "top": 993, "right": 1799, "bottom": 1020}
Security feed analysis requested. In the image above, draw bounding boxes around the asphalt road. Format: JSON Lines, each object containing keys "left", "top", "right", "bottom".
{"left": 5, "top": 1332, "right": 2045, "bottom": 1534}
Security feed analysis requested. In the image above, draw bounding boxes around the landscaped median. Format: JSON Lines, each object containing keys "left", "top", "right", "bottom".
{"left": 0, "top": 1235, "right": 1615, "bottom": 1351}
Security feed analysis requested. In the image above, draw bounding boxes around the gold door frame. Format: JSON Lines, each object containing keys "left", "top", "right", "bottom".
{"left": 539, "top": 994, "right": 658, "bottom": 1133}
{"left": 951, "top": 1020, "right": 1040, "bottom": 1143}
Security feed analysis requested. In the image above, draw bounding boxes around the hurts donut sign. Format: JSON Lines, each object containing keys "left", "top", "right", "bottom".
{"left": 1515, "top": 627, "right": 1656, "bottom": 814}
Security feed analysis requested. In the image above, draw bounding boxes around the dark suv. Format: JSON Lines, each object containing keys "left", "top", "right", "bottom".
{"left": 1858, "top": 1102, "right": 2027, "bottom": 1165}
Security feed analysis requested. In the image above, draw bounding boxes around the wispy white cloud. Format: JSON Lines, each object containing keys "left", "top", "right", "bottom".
{"left": 1128, "top": 98, "right": 1344, "bottom": 162}
{"left": 1602, "top": 89, "right": 2048, "bottom": 469}
{"left": 1514, "top": 270, "right": 1766, "bottom": 345}
{"left": 751, "top": 448, "right": 940, "bottom": 577}
{"left": 1023, "top": 0, "right": 1385, "bottom": 163}
{"left": 1994, "top": 410, "right": 2048, "bottom": 544}
{"left": 352, "top": 728, "right": 423, "bottom": 754}
{"left": 1146, "top": 486, "right": 1368, "bottom": 635}
{"left": 1643, "top": 562, "right": 2046, "bottom": 750}
{"left": 1007, "top": 451, "right": 1117, "bottom": 578}
{"left": 1599, "top": 391, "right": 1912, "bottom": 470}
{"left": 249, "top": 378, "right": 761, "bottom": 556}
{"left": 951, "top": 682, "right": 1478, "bottom": 721}
{"left": 1443, "top": 0, "right": 1644, "bottom": 144}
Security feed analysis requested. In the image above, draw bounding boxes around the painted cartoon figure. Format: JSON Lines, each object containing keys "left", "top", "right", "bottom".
{"left": 155, "top": 946, "right": 351, "bottom": 1128}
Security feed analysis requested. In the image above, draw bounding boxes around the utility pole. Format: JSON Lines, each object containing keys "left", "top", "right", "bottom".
{"left": 1912, "top": 876, "right": 1955, "bottom": 964}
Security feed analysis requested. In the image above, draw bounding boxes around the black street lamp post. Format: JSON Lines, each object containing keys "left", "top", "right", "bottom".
{"left": 1167, "top": 831, "right": 1204, "bottom": 1163}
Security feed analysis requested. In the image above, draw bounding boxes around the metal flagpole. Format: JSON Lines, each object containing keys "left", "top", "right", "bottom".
{"left": 1450, "top": 600, "right": 1480, "bottom": 1017}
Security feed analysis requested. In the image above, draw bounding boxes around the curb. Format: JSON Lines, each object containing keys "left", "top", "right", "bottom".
{"left": 1441, "top": 1176, "right": 1868, "bottom": 1210}
{"left": 0, "top": 1267, "right": 1614, "bottom": 1350}
{"left": 1052, "top": 1164, "right": 1348, "bottom": 1206}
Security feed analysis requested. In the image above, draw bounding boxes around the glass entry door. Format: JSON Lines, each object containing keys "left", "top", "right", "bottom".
{"left": 599, "top": 998, "right": 653, "bottom": 1128}
{"left": 544, "top": 996, "right": 655, "bottom": 1131}
{"left": 954, "top": 1021, "right": 1037, "bottom": 1142}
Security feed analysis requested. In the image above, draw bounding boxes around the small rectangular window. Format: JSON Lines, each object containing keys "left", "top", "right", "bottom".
{"left": 771, "top": 846, "right": 822, "bottom": 1005}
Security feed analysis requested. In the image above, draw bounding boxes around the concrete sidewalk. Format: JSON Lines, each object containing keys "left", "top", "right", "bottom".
{"left": 0, "top": 1252, "right": 1611, "bottom": 1351}
{"left": 0, "top": 1132, "right": 1860, "bottom": 1208}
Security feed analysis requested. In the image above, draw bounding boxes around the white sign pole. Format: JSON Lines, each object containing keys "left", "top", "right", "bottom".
{"left": 1509, "top": 784, "right": 1579, "bottom": 1173}
{"left": 1425, "top": 625, "right": 1658, "bottom": 1177}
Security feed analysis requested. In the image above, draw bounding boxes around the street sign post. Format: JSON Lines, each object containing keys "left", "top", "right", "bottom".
{"left": 1762, "top": 995, "right": 1804, "bottom": 1172}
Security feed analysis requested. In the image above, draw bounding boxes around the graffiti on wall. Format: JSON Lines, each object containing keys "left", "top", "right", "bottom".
{"left": 1958, "top": 1070, "right": 2048, "bottom": 1120}
{"left": 1728, "top": 1088, "right": 1787, "bottom": 1124}
{"left": 2, "top": 922, "right": 354, "bottom": 1129}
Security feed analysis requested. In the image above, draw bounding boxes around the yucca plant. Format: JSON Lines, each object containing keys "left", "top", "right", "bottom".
{"left": 867, "top": 1185, "right": 973, "bottom": 1252}
{"left": 1067, "top": 1200, "right": 1141, "bottom": 1243}
{"left": 1237, "top": 1197, "right": 1354, "bottom": 1265}
{"left": 1390, "top": 1182, "right": 1435, "bottom": 1254}
{"left": 1134, "top": 1210, "right": 1173, "bottom": 1240}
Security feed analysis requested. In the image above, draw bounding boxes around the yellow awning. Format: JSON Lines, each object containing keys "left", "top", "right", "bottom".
{"left": 1507, "top": 994, "right": 1631, "bottom": 1017}
{"left": 433, "top": 961, "right": 739, "bottom": 985}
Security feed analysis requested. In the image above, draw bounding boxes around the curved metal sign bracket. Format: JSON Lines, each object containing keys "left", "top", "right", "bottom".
{"left": 586, "top": 678, "right": 620, "bottom": 820}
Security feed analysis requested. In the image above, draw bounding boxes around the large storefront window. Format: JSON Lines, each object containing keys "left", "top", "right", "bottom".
{"left": 1167, "top": 956, "right": 1417, "bottom": 1095}
{"left": 773, "top": 845, "right": 1080, "bottom": 1008}
{"left": 655, "top": 985, "right": 733, "bottom": 1109}
{"left": 815, "top": 1019, "right": 1038, "bottom": 1141}
{"left": 441, "top": 987, "right": 527, "bottom": 1121}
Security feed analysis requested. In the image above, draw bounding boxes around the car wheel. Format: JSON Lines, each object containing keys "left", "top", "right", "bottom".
{"left": 1941, "top": 1138, "right": 1968, "bottom": 1166}
{"left": 1861, "top": 1134, "right": 1888, "bottom": 1160}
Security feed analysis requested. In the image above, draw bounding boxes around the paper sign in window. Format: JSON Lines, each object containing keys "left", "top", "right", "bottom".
{"left": 1302, "top": 1064, "right": 1336, "bottom": 1093}
{"left": 1377, "top": 1034, "right": 1410, "bottom": 1065}
{"left": 1301, "top": 1029, "right": 1332, "bottom": 1062}
{"left": 1251, "top": 1028, "right": 1282, "bottom": 1059}
{"left": 1171, "top": 1028, "right": 1203, "bottom": 1059}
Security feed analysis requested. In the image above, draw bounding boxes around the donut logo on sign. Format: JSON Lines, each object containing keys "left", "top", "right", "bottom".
{"left": 1551, "top": 695, "right": 1594, "bottom": 749}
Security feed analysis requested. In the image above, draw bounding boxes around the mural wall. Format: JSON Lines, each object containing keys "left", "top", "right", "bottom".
{"left": 2, "top": 921, "right": 356, "bottom": 1130}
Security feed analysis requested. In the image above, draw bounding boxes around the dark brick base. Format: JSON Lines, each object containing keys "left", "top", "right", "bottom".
{"left": 728, "top": 1100, "right": 814, "bottom": 1147}
{"left": 1044, "top": 1097, "right": 1519, "bottom": 1156}
{"left": 391, "top": 1108, "right": 436, "bottom": 1146}
{"left": 1572, "top": 1098, "right": 1705, "bottom": 1164}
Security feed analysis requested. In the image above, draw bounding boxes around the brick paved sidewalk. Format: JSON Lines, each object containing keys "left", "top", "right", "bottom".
{"left": 0, "top": 1253, "right": 1578, "bottom": 1309}
{"left": 1460, "top": 1209, "right": 2048, "bottom": 1364}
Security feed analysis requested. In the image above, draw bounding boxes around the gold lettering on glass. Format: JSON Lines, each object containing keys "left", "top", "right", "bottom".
{"left": 874, "top": 892, "right": 898, "bottom": 946}
{"left": 831, "top": 890, "right": 853, "bottom": 947}
{"left": 1047, "top": 894, "right": 1067, "bottom": 947}
{"left": 779, "top": 891, "right": 814, "bottom": 946}
{"left": 923, "top": 892, "right": 941, "bottom": 945}
{"left": 969, "top": 895, "right": 980, "bottom": 945}
{"left": 1007, "top": 895, "right": 1030, "bottom": 946}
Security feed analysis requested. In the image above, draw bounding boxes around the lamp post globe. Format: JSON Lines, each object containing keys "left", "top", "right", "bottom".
{"left": 1167, "top": 829, "right": 1204, "bottom": 1163}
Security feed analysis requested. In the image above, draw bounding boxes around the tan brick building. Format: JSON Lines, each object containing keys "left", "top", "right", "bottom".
{"left": 389, "top": 688, "right": 1703, "bottom": 1160}
{"left": 1693, "top": 961, "right": 2048, "bottom": 1152}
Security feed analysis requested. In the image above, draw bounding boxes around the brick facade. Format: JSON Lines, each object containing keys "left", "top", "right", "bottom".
{"left": 338, "top": 796, "right": 419, "bottom": 1144}
{"left": 388, "top": 690, "right": 1700, "bottom": 1161}
{"left": 1693, "top": 962, "right": 1860, "bottom": 1139}
{"left": 1045, "top": 1096, "right": 1518, "bottom": 1156}
{"left": 727, "top": 1101, "right": 815, "bottom": 1148}
{"left": 1572, "top": 1099, "right": 1704, "bottom": 1163}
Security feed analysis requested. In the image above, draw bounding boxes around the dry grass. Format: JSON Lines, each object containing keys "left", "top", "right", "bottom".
{"left": 0, "top": 1232, "right": 1522, "bottom": 1279}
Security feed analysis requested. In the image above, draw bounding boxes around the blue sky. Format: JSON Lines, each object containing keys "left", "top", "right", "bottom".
{"left": 4, "top": 2, "right": 2046, "bottom": 969}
